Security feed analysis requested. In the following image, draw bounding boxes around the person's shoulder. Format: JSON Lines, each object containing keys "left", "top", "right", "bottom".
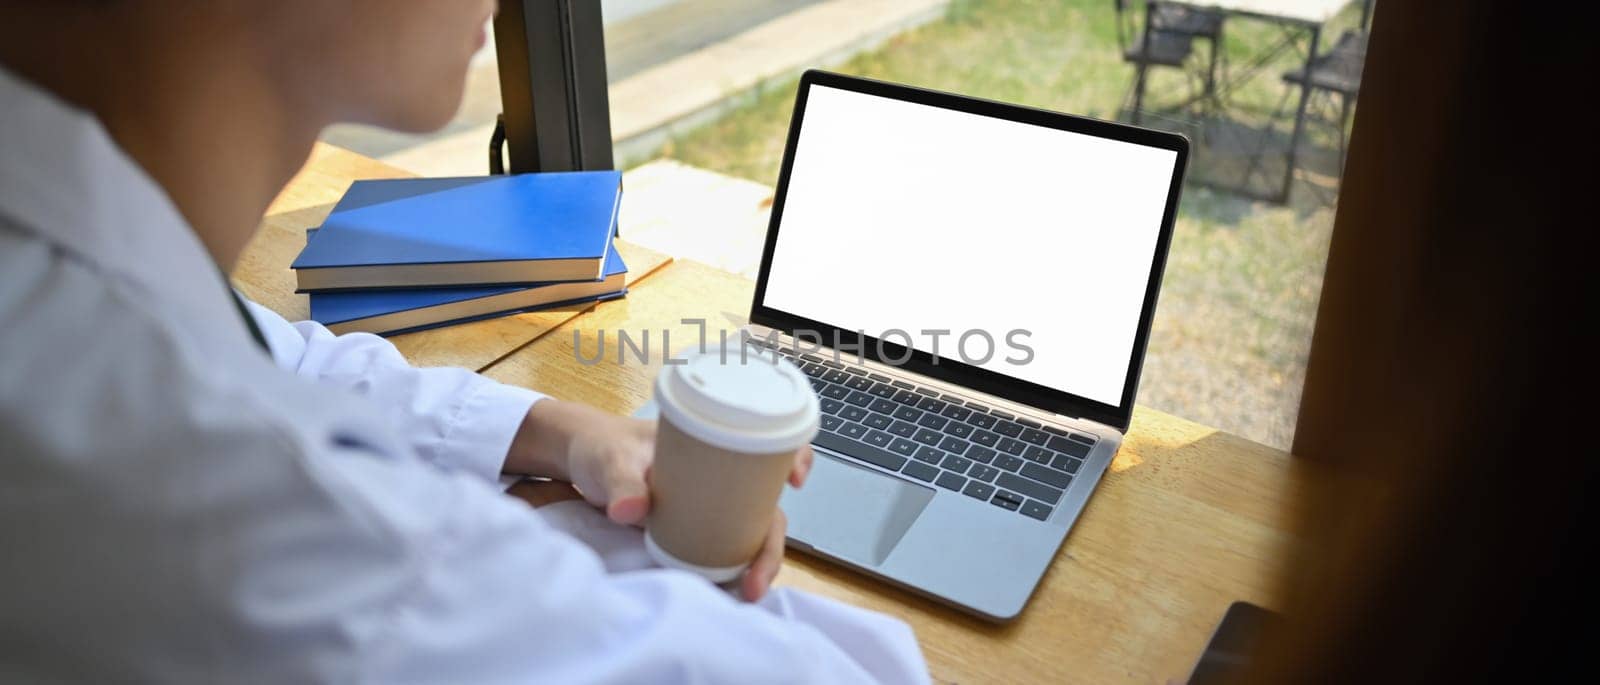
{"left": 0, "top": 220, "right": 188, "bottom": 379}
{"left": 0, "top": 221, "right": 142, "bottom": 366}
{"left": 0, "top": 221, "right": 364, "bottom": 460}
{"left": 0, "top": 221, "right": 421, "bottom": 514}
{"left": 0, "top": 223, "right": 208, "bottom": 458}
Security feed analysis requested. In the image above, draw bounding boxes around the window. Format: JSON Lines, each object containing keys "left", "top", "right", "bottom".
{"left": 320, "top": 0, "right": 1375, "bottom": 450}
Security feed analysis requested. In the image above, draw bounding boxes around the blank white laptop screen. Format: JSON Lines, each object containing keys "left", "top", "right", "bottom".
{"left": 762, "top": 84, "right": 1179, "bottom": 407}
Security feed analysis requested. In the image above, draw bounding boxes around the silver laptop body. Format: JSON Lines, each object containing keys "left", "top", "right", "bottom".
{"left": 723, "top": 71, "right": 1185, "bottom": 621}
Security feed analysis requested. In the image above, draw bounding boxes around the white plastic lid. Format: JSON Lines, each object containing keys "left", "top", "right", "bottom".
{"left": 654, "top": 344, "right": 820, "bottom": 454}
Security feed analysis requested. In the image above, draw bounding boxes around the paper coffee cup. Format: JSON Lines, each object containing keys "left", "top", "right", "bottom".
{"left": 644, "top": 344, "right": 820, "bottom": 582}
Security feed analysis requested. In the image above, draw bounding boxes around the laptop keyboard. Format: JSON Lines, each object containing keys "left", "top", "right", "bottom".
{"left": 751, "top": 342, "right": 1100, "bottom": 522}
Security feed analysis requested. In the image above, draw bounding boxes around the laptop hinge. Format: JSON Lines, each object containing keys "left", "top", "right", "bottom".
{"left": 742, "top": 325, "right": 1123, "bottom": 439}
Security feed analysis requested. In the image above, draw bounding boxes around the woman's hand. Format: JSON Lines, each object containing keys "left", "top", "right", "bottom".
{"left": 504, "top": 399, "right": 649, "bottom": 522}
{"left": 561, "top": 409, "right": 656, "bottom": 525}
{"left": 505, "top": 398, "right": 815, "bottom": 600}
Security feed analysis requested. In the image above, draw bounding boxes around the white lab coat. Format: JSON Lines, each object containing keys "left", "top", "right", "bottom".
{"left": 0, "top": 65, "right": 928, "bottom": 683}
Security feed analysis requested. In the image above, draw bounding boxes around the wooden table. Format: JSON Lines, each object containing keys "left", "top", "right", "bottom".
{"left": 242, "top": 145, "right": 1307, "bottom": 684}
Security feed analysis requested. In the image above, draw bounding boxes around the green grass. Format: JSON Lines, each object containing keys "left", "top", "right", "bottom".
{"left": 643, "top": 0, "right": 1369, "bottom": 449}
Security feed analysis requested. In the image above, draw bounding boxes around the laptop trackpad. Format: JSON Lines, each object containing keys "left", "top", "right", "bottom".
{"left": 782, "top": 453, "right": 935, "bottom": 566}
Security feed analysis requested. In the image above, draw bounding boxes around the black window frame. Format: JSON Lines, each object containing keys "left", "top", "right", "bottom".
{"left": 492, "top": 0, "right": 614, "bottom": 174}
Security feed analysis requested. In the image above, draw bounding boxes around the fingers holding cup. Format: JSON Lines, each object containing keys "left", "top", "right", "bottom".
{"left": 742, "top": 507, "right": 789, "bottom": 602}
{"left": 789, "top": 444, "right": 815, "bottom": 488}
{"left": 643, "top": 344, "right": 818, "bottom": 587}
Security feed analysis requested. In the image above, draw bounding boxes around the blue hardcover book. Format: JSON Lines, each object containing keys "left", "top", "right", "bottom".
{"left": 292, "top": 171, "right": 621, "bottom": 291}
{"left": 309, "top": 235, "right": 628, "bottom": 337}
{"left": 323, "top": 176, "right": 497, "bottom": 213}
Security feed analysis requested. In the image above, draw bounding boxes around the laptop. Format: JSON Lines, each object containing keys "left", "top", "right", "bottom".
{"left": 739, "top": 71, "right": 1188, "bottom": 622}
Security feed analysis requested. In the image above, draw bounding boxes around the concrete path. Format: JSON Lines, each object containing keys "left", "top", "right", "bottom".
{"left": 355, "top": 0, "right": 947, "bottom": 177}
{"left": 605, "top": 0, "right": 827, "bottom": 83}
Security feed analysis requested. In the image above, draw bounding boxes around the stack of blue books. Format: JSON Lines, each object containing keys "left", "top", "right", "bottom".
{"left": 291, "top": 172, "right": 626, "bottom": 336}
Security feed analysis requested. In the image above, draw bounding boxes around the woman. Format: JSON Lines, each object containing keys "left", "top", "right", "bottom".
{"left": 0, "top": 1, "right": 926, "bottom": 681}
